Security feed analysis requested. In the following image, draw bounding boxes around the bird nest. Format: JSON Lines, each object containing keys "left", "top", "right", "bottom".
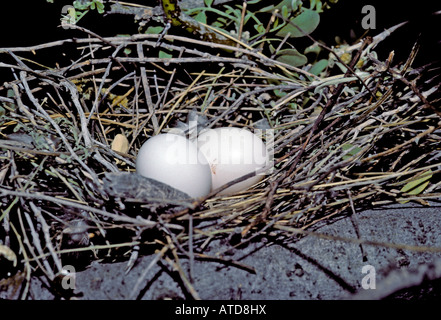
{"left": 0, "top": 26, "right": 440, "bottom": 299}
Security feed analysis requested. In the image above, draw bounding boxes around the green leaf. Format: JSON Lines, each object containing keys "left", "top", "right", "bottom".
{"left": 399, "top": 169, "right": 433, "bottom": 203}
{"left": 313, "top": 75, "right": 360, "bottom": 94}
{"left": 305, "top": 43, "right": 322, "bottom": 55}
{"left": 276, "top": 9, "right": 320, "bottom": 38}
{"left": 274, "top": 89, "right": 287, "bottom": 98}
{"left": 204, "top": 0, "right": 214, "bottom": 7}
{"left": 95, "top": 0, "right": 105, "bottom": 14}
{"left": 309, "top": 59, "right": 328, "bottom": 76}
{"left": 341, "top": 143, "right": 362, "bottom": 160}
{"left": 193, "top": 11, "right": 207, "bottom": 24}
{"left": 276, "top": 48, "right": 308, "bottom": 67}
{"left": 279, "top": 0, "right": 299, "bottom": 11}
{"left": 159, "top": 50, "right": 173, "bottom": 59}
{"left": 254, "top": 23, "right": 265, "bottom": 33}
{"left": 73, "top": 1, "right": 90, "bottom": 10}
{"left": 146, "top": 26, "right": 164, "bottom": 34}
{"left": 281, "top": 5, "right": 289, "bottom": 19}
{"left": 400, "top": 170, "right": 432, "bottom": 193}
{"left": 262, "top": 0, "right": 300, "bottom": 12}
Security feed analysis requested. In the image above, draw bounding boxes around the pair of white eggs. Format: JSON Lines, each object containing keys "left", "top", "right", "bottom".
{"left": 135, "top": 127, "right": 270, "bottom": 198}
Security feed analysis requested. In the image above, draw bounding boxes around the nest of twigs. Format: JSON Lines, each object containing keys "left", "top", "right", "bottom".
{"left": 0, "top": 25, "right": 440, "bottom": 299}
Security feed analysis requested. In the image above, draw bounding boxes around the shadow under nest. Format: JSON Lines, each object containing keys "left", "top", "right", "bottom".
{"left": 0, "top": 27, "right": 440, "bottom": 299}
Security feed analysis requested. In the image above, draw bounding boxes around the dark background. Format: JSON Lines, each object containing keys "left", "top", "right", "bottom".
{"left": 0, "top": 1, "right": 440, "bottom": 66}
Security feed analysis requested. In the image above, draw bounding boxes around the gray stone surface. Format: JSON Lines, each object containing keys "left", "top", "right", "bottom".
{"left": 27, "top": 200, "right": 441, "bottom": 299}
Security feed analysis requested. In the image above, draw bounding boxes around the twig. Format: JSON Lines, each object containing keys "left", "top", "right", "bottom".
{"left": 137, "top": 42, "right": 159, "bottom": 132}
{"left": 129, "top": 245, "right": 169, "bottom": 299}
{"left": 30, "top": 202, "right": 64, "bottom": 274}
{"left": 346, "top": 190, "right": 367, "bottom": 262}
{"left": 188, "top": 214, "right": 194, "bottom": 283}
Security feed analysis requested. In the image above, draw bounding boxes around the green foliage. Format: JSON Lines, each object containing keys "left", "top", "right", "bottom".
{"left": 341, "top": 143, "right": 363, "bottom": 161}
{"left": 73, "top": 0, "right": 104, "bottom": 14}
{"left": 275, "top": 8, "right": 320, "bottom": 38}
{"left": 55, "top": 0, "right": 105, "bottom": 25}
{"left": 48, "top": 0, "right": 339, "bottom": 69}
{"left": 183, "top": 0, "right": 336, "bottom": 68}
{"left": 146, "top": 26, "right": 165, "bottom": 35}
{"left": 272, "top": 48, "right": 308, "bottom": 67}
{"left": 399, "top": 169, "right": 433, "bottom": 203}
{"left": 309, "top": 59, "right": 328, "bottom": 76}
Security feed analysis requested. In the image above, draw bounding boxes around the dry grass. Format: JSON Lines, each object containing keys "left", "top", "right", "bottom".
{"left": 0, "top": 24, "right": 440, "bottom": 299}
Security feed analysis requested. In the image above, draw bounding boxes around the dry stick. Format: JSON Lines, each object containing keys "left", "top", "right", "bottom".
{"left": 20, "top": 206, "right": 56, "bottom": 280}
{"left": 241, "top": 38, "right": 373, "bottom": 237}
{"left": 164, "top": 255, "right": 201, "bottom": 300}
{"left": 241, "top": 180, "right": 276, "bottom": 236}
{"left": 4, "top": 50, "right": 48, "bottom": 78}
{"left": 87, "top": 43, "right": 124, "bottom": 124}
{"left": 299, "top": 19, "right": 410, "bottom": 99}
{"left": 236, "top": 1, "right": 247, "bottom": 51}
{"left": 288, "top": 37, "right": 373, "bottom": 179}
{"left": 92, "top": 70, "right": 136, "bottom": 168}
{"left": 63, "top": 24, "right": 130, "bottom": 72}
{"left": 1, "top": 31, "right": 314, "bottom": 78}
{"left": 157, "top": 67, "right": 177, "bottom": 112}
{"left": 11, "top": 83, "right": 38, "bottom": 127}
{"left": 194, "top": 253, "right": 256, "bottom": 274}
{"left": 347, "top": 42, "right": 422, "bottom": 130}
{"left": 155, "top": 46, "right": 186, "bottom": 113}
{"left": 129, "top": 245, "right": 169, "bottom": 299}
{"left": 19, "top": 72, "right": 99, "bottom": 182}
{"left": 164, "top": 165, "right": 271, "bottom": 220}
{"left": 60, "top": 42, "right": 101, "bottom": 76}
{"left": 259, "top": 9, "right": 280, "bottom": 52}
{"left": 188, "top": 213, "right": 195, "bottom": 283}
{"left": 361, "top": 126, "right": 436, "bottom": 163}
{"left": 9, "top": 221, "right": 32, "bottom": 299}
{"left": 137, "top": 42, "right": 159, "bottom": 132}
{"left": 346, "top": 190, "right": 367, "bottom": 262}
{"left": 395, "top": 71, "right": 441, "bottom": 116}
{"left": 72, "top": 56, "right": 256, "bottom": 69}
{"left": 245, "top": 124, "right": 344, "bottom": 233}
{"left": 98, "top": 71, "right": 136, "bottom": 111}
{"left": 128, "top": 74, "right": 141, "bottom": 151}
{"left": 28, "top": 241, "right": 141, "bottom": 262}
{"left": 30, "top": 202, "right": 64, "bottom": 274}
{"left": 0, "top": 141, "right": 69, "bottom": 157}
{"left": 61, "top": 80, "right": 118, "bottom": 175}
{"left": 156, "top": 71, "right": 206, "bottom": 134}
{"left": 274, "top": 224, "right": 441, "bottom": 254}
{"left": 309, "top": 163, "right": 441, "bottom": 191}
{"left": 49, "top": 87, "right": 79, "bottom": 130}
{"left": 165, "top": 235, "right": 200, "bottom": 300}
{"left": 207, "top": 85, "right": 290, "bottom": 129}
{"left": 399, "top": 38, "right": 420, "bottom": 76}
{"left": 218, "top": 204, "right": 315, "bottom": 257}
{"left": 0, "top": 187, "right": 184, "bottom": 231}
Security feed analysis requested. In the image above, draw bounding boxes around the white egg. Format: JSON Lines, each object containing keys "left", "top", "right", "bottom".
{"left": 197, "top": 127, "right": 269, "bottom": 195}
{"left": 136, "top": 133, "right": 212, "bottom": 198}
